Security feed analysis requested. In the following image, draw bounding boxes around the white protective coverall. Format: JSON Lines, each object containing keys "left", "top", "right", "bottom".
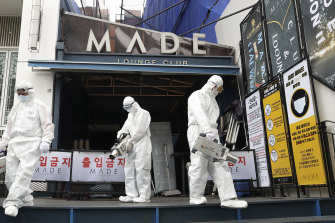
{"left": 0, "top": 81, "right": 54, "bottom": 215}
{"left": 187, "top": 75, "right": 247, "bottom": 208}
{"left": 118, "top": 96, "right": 152, "bottom": 202}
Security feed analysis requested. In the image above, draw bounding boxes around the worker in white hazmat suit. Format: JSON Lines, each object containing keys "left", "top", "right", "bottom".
{"left": 187, "top": 75, "right": 248, "bottom": 208}
{"left": 0, "top": 80, "right": 54, "bottom": 217}
{"left": 117, "top": 96, "right": 152, "bottom": 203}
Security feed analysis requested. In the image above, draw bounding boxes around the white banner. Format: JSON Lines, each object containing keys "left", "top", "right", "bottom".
{"left": 245, "top": 90, "right": 271, "bottom": 187}
{"left": 71, "top": 151, "right": 125, "bottom": 182}
{"left": 229, "top": 151, "right": 257, "bottom": 180}
{"left": 33, "top": 151, "right": 72, "bottom": 181}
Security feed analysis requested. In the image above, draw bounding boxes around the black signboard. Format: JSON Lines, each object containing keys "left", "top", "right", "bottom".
{"left": 299, "top": 0, "right": 335, "bottom": 91}
{"left": 263, "top": 0, "right": 301, "bottom": 76}
{"left": 62, "top": 13, "right": 231, "bottom": 56}
{"left": 241, "top": 2, "right": 269, "bottom": 94}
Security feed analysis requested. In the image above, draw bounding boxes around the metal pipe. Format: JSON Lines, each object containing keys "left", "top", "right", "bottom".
{"left": 179, "top": 4, "right": 256, "bottom": 36}
{"left": 135, "top": 0, "right": 186, "bottom": 26}
{"left": 120, "top": 0, "right": 124, "bottom": 22}
{"left": 80, "top": 0, "right": 86, "bottom": 15}
{"left": 172, "top": 0, "right": 188, "bottom": 33}
{"left": 120, "top": 7, "right": 159, "bottom": 31}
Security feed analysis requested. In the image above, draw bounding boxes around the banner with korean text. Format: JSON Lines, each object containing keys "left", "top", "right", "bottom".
{"left": 229, "top": 151, "right": 257, "bottom": 180}
{"left": 283, "top": 59, "right": 326, "bottom": 185}
{"left": 245, "top": 90, "right": 271, "bottom": 187}
{"left": 33, "top": 151, "right": 72, "bottom": 181}
{"left": 71, "top": 151, "right": 125, "bottom": 182}
{"left": 261, "top": 79, "right": 293, "bottom": 185}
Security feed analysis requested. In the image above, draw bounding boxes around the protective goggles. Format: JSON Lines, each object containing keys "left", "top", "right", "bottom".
{"left": 209, "top": 81, "right": 223, "bottom": 93}
{"left": 123, "top": 101, "right": 135, "bottom": 111}
{"left": 16, "top": 88, "right": 32, "bottom": 93}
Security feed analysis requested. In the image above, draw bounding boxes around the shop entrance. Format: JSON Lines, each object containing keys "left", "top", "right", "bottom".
{"left": 55, "top": 72, "right": 241, "bottom": 191}
{"left": 57, "top": 73, "right": 209, "bottom": 151}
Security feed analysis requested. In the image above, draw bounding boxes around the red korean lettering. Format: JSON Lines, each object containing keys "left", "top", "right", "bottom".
{"left": 39, "top": 156, "right": 47, "bottom": 167}
{"left": 228, "top": 162, "right": 235, "bottom": 166}
{"left": 106, "top": 158, "right": 114, "bottom": 168}
{"left": 118, "top": 158, "right": 125, "bottom": 166}
{"left": 94, "top": 157, "right": 102, "bottom": 168}
{"left": 238, "top": 156, "right": 246, "bottom": 166}
{"left": 50, "top": 157, "right": 59, "bottom": 167}
{"left": 82, "top": 157, "right": 91, "bottom": 168}
{"left": 62, "top": 157, "right": 71, "bottom": 167}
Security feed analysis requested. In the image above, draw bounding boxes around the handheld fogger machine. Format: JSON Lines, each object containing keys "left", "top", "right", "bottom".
{"left": 192, "top": 133, "right": 238, "bottom": 163}
{"left": 109, "top": 133, "right": 131, "bottom": 160}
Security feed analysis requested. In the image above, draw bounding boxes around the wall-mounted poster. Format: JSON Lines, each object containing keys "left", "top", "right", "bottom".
{"left": 299, "top": 0, "right": 335, "bottom": 91}
{"left": 263, "top": 0, "right": 301, "bottom": 76}
{"left": 241, "top": 2, "right": 269, "bottom": 93}
{"left": 245, "top": 90, "right": 271, "bottom": 187}
{"left": 261, "top": 79, "right": 293, "bottom": 185}
{"left": 283, "top": 59, "right": 326, "bottom": 185}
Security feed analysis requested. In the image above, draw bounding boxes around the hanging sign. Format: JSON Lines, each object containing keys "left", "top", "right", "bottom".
{"left": 245, "top": 90, "right": 271, "bottom": 187}
{"left": 283, "top": 59, "right": 326, "bottom": 185}
{"left": 241, "top": 2, "right": 269, "bottom": 93}
{"left": 263, "top": 0, "right": 301, "bottom": 76}
{"left": 299, "top": 0, "right": 335, "bottom": 91}
{"left": 261, "top": 79, "right": 293, "bottom": 185}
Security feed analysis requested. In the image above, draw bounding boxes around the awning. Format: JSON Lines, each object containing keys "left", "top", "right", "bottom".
{"left": 28, "top": 60, "right": 240, "bottom": 75}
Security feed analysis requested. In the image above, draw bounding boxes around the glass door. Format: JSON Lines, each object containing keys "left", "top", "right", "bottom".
{"left": 0, "top": 50, "right": 18, "bottom": 130}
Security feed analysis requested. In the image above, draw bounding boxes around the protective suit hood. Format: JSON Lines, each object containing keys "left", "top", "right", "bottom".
{"left": 202, "top": 82, "right": 219, "bottom": 97}
{"left": 130, "top": 102, "right": 140, "bottom": 113}
{"left": 15, "top": 80, "right": 33, "bottom": 90}
{"left": 201, "top": 75, "right": 224, "bottom": 98}
{"left": 123, "top": 96, "right": 140, "bottom": 113}
{"left": 15, "top": 80, "right": 35, "bottom": 103}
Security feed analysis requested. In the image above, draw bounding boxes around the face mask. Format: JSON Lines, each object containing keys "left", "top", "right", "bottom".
{"left": 294, "top": 97, "right": 306, "bottom": 114}
{"left": 127, "top": 106, "right": 137, "bottom": 113}
{"left": 18, "top": 95, "right": 30, "bottom": 103}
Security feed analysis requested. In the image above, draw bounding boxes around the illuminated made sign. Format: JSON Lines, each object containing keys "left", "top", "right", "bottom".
{"left": 86, "top": 29, "right": 208, "bottom": 55}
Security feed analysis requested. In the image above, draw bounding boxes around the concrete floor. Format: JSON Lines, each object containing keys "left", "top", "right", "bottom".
{"left": 0, "top": 195, "right": 328, "bottom": 208}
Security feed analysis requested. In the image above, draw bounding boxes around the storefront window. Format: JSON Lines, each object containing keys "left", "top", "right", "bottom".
{"left": 0, "top": 51, "right": 18, "bottom": 127}
{"left": 0, "top": 52, "right": 7, "bottom": 110}
{"left": 5, "top": 52, "right": 18, "bottom": 124}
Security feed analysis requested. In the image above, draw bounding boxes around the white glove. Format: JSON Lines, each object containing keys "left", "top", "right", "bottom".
{"left": 205, "top": 133, "right": 216, "bottom": 141}
{"left": 125, "top": 140, "right": 133, "bottom": 152}
{"left": 0, "top": 150, "right": 5, "bottom": 157}
{"left": 40, "top": 142, "right": 50, "bottom": 153}
{"left": 117, "top": 131, "right": 122, "bottom": 139}
{"left": 0, "top": 143, "right": 6, "bottom": 151}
